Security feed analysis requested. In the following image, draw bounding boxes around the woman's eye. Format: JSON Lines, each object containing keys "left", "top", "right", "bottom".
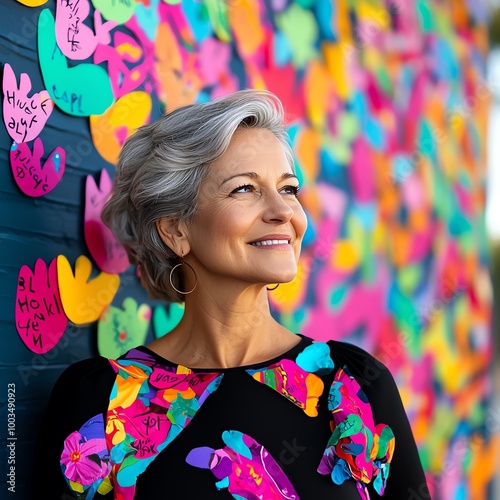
{"left": 231, "top": 184, "right": 255, "bottom": 194}
{"left": 230, "top": 184, "right": 301, "bottom": 196}
{"left": 281, "top": 185, "right": 301, "bottom": 196}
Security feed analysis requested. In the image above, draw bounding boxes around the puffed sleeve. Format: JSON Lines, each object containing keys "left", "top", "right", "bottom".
{"left": 32, "top": 357, "right": 116, "bottom": 499}
{"left": 326, "top": 340, "right": 429, "bottom": 500}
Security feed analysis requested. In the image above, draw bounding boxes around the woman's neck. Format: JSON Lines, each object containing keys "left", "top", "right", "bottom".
{"left": 147, "top": 286, "right": 299, "bottom": 368}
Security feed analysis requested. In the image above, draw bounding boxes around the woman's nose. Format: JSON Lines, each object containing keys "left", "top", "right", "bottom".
{"left": 262, "top": 191, "right": 294, "bottom": 223}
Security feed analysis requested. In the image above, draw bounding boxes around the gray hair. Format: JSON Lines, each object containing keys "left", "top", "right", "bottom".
{"left": 101, "top": 89, "right": 294, "bottom": 303}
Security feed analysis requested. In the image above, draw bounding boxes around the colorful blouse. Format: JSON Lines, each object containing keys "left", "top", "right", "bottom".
{"left": 34, "top": 335, "right": 427, "bottom": 499}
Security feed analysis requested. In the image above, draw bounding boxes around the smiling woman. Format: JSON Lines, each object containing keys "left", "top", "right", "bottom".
{"left": 152, "top": 126, "right": 308, "bottom": 304}
{"left": 34, "top": 90, "right": 428, "bottom": 500}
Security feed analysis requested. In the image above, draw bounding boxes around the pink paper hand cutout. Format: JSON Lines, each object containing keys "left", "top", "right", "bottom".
{"left": 10, "top": 139, "right": 66, "bottom": 197}
{"left": 85, "top": 169, "right": 129, "bottom": 274}
{"left": 55, "top": 0, "right": 117, "bottom": 60}
{"left": 93, "top": 31, "right": 152, "bottom": 99}
{"left": 15, "top": 258, "right": 68, "bottom": 354}
{"left": 2, "top": 63, "right": 53, "bottom": 143}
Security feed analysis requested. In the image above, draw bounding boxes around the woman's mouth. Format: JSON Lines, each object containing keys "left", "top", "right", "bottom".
{"left": 250, "top": 239, "right": 290, "bottom": 247}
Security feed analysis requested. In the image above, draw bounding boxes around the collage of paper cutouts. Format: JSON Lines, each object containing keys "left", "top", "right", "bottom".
{"left": 3, "top": 0, "right": 495, "bottom": 497}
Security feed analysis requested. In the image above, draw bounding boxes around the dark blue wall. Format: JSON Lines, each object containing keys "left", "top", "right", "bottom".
{"left": 0, "top": 3, "right": 156, "bottom": 497}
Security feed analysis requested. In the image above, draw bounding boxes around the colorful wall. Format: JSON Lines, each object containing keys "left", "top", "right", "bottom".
{"left": 0, "top": 0, "right": 495, "bottom": 498}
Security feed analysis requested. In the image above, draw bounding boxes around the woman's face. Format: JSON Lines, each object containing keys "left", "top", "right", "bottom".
{"left": 184, "top": 127, "right": 307, "bottom": 288}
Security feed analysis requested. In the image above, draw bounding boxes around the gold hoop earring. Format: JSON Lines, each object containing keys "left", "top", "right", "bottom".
{"left": 169, "top": 256, "right": 198, "bottom": 295}
{"left": 267, "top": 284, "right": 279, "bottom": 291}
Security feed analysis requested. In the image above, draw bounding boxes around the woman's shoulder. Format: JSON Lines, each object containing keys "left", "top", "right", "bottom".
{"left": 326, "top": 337, "right": 379, "bottom": 362}
{"left": 296, "top": 335, "right": 381, "bottom": 370}
{"left": 327, "top": 337, "right": 386, "bottom": 370}
{"left": 41, "top": 355, "right": 119, "bottom": 421}
{"left": 56, "top": 345, "right": 151, "bottom": 385}
{"left": 55, "top": 354, "right": 116, "bottom": 392}
{"left": 316, "top": 338, "right": 398, "bottom": 396}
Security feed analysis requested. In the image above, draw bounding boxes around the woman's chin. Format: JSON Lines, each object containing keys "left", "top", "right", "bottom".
{"left": 266, "top": 269, "right": 298, "bottom": 285}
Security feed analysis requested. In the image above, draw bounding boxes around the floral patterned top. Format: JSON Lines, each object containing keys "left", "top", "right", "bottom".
{"left": 34, "top": 335, "right": 427, "bottom": 499}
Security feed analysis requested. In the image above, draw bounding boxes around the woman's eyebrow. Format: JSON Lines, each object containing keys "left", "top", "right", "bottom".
{"left": 219, "top": 172, "right": 298, "bottom": 187}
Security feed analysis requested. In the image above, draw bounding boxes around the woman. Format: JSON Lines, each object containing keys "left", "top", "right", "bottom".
{"left": 34, "top": 90, "right": 429, "bottom": 499}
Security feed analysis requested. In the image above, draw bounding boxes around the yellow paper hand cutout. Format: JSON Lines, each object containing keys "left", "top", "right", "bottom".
{"left": 57, "top": 254, "right": 120, "bottom": 324}
{"left": 90, "top": 91, "right": 151, "bottom": 165}
{"left": 16, "top": 0, "right": 48, "bottom": 6}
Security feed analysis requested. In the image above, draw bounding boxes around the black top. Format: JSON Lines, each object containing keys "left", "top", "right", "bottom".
{"left": 33, "top": 335, "right": 428, "bottom": 499}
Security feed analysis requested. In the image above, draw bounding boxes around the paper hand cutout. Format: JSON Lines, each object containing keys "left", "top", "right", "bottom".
{"left": 10, "top": 139, "right": 65, "bottom": 197}
{"left": 90, "top": 91, "right": 151, "bottom": 164}
{"left": 98, "top": 297, "right": 151, "bottom": 358}
{"left": 203, "top": 0, "right": 231, "bottom": 43}
{"left": 153, "top": 303, "right": 185, "bottom": 338}
{"left": 85, "top": 169, "right": 129, "bottom": 274}
{"left": 38, "top": 9, "right": 114, "bottom": 116}
{"left": 93, "top": 31, "right": 153, "bottom": 99}
{"left": 154, "top": 22, "right": 201, "bottom": 112}
{"left": 91, "top": 0, "right": 137, "bottom": 24}
{"left": 16, "top": 0, "right": 48, "bottom": 5}
{"left": 57, "top": 254, "right": 120, "bottom": 325}
{"left": 199, "top": 38, "right": 237, "bottom": 98}
{"left": 2, "top": 63, "right": 54, "bottom": 143}
{"left": 55, "top": 0, "right": 117, "bottom": 60}
{"left": 16, "top": 258, "right": 68, "bottom": 354}
{"left": 134, "top": 0, "right": 160, "bottom": 42}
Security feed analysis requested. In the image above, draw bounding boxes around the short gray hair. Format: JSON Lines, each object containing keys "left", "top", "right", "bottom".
{"left": 101, "top": 89, "right": 294, "bottom": 303}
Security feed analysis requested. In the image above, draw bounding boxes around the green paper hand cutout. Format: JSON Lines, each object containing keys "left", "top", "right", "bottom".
{"left": 203, "top": 0, "right": 231, "bottom": 43}
{"left": 92, "top": 0, "right": 137, "bottom": 24}
{"left": 153, "top": 303, "right": 185, "bottom": 338}
{"left": 98, "top": 297, "right": 151, "bottom": 358}
{"left": 38, "top": 9, "right": 114, "bottom": 116}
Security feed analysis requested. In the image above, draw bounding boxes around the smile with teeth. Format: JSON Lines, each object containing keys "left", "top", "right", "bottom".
{"left": 250, "top": 239, "right": 290, "bottom": 246}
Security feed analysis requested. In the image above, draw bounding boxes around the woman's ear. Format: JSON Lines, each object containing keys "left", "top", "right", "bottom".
{"left": 155, "top": 218, "right": 190, "bottom": 257}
